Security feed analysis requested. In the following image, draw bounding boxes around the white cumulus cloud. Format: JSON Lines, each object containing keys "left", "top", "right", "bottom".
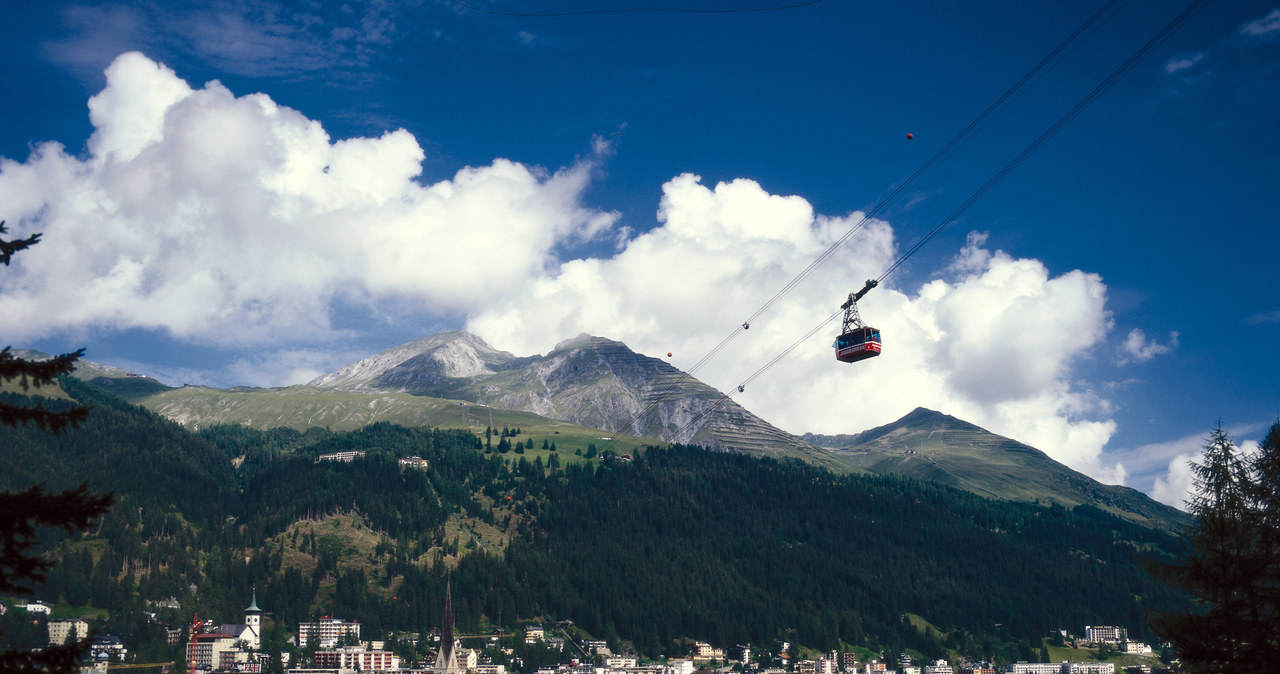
{"left": 468, "top": 175, "right": 1125, "bottom": 484}
{"left": 1119, "top": 328, "right": 1179, "bottom": 364}
{"left": 1150, "top": 451, "right": 1198, "bottom": 509}
{"left": 0, "top": 52, "right": 617, "bottom": 347}
{"left": 2, "top": 52, "right": 1134, "bottom": 486}
{"left": 1150, "top": 435, "right": 1263, "bottom": 509}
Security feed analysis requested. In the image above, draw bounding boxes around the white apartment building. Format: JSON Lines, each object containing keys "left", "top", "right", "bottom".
{"left": 48, "top": 619, "right": 89, "bottom": 646}
{"left": 1006, "top": 664, "right": 1115, "bottom": 674}
{"left": 1006, "top": 664, "right": 1062, "bottom": 674}
{"left": 1084, "top": 626, "right": 1127, "bottom": 645}
{"left": 298, "top": 617, "right": 361, "bottom": 648}
{"left": 314, "top": 645, "right": 400, "bottom": 671}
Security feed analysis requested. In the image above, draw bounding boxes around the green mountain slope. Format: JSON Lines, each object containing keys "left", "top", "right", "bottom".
{"left": 805, "top": 407, "right": 1190, "bottom": 533}
{"left": 32, "top": 342, "right": 1183, "bottom": 532}
{"left": 130, "top": 384, "right": 647, "bottom": 452}
{"left": 1, "top": 381, "right": 1186, "bottom": 667}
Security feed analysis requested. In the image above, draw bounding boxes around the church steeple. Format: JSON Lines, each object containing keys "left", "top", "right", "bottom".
{"left": 244, "top": 586, "right": 262, "bottom": 650}
{"left": 434, "top": 581, "right": 462, "bottom": 674}
{"left": 245, "top": 587, "right": 262, "bottom": 614}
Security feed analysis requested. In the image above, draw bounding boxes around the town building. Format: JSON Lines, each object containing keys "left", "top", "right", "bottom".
{"left": 88, "top": 635, "right": 128, "bottom": 661}
{"left": 691, "top": 642, "right": 724, "bottom": 661}
{"left": 1084, "top": 626, "right": 1128, "bottom": 645}
{"left": 314, "top": 645, "right": 400, "bottom": 671}
{"left": 189, "top": 591, "right": 267, "bottom": 670}
{"left": 298, "top": 617, "right": 362, "bottom": 649}
{"left": 316, "top": 450, "right": 365, "bottom": 463}
{"left": 48, "top": 618, "right": 89, "bottom": 646}
{"left": 1006, "top": 665, "right": 1115, "bottom": 674}
{"left": 399, "top": 456, "right": 430, "bottom": 468}
{"left": 1065, "top": 666, "right": 1114, "bottom": 674}
{"left": 23, "top": 601, "right": 52, "bottom": 615}
{"left": 923, "top": 661, "right": 953, "bottom": 674}
{"left": 1006, "top": 665, "right": 1062, "bottom": 674}
{"left": 525, "top": 625, "right": 546, "bottom": 644}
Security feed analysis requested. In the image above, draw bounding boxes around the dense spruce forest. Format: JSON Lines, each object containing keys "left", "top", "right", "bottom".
{"left": 0, "top": 378, "right": 1187, "bottom": 666}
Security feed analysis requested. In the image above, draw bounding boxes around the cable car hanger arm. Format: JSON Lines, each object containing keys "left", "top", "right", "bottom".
{"left": 840, "top": 279, "right": 878, "bottom": 309}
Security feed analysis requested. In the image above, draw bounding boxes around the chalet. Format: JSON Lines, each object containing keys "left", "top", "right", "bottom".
{"left": 525, "top": 625, "right": 546, "bottom": 644}
{"left": 23, "top": 601, "right": 52, "bottom": 615}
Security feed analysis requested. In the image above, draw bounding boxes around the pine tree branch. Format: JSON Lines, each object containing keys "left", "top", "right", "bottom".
{"left": 0, "top": 347, "right": 85, "bottom": 390}
{"left": 0, "top": 640, "right": 90, "bottom": 674}
{"left": 0, "top": 483, "right": 114, "bottom": 595}
{"left": 0, "top": 397, "right": 91, "bottom": 434}
{"left": 0, "top": 220, "right": 42, "bottom": 266}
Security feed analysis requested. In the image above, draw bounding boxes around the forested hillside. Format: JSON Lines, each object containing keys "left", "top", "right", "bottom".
{"left": 0, "top": 378, "right": 1186, "bottom": 666}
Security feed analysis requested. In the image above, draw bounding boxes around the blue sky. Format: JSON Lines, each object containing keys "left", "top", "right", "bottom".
{"left": 1, "top": 0, "right": 1277, "bottom": 507}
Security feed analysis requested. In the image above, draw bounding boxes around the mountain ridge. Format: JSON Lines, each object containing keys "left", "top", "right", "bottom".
{"left": 806, "top": 406, "right": 1190, "bottom": 532}
{"left": 26, "top": 332, "right": 1187, "bottom": 532}
{"left": 304, "top": 331, "right": 823, "bottom": 462}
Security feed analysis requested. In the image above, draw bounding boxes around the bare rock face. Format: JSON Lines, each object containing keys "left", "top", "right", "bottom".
{"left": 309, "top": 331, "right": 813, "bottom": 456}
{"left": 307, "top": 331, "right": 522, "bottom": 392}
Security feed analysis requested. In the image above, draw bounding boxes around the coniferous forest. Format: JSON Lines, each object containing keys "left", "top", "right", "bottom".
{"left": 0, "top": 377, "right": 1187, "bottom": 666}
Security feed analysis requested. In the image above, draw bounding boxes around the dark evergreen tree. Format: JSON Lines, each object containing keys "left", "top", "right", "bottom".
{"left": 1245, "top": 421, "right": 1280, "bottom": 661}
{"left": 1, "top": 222, "right": 90, "bottom": 432}
{"left": 1150, "top": 423, "right": 1278, "bottom": 672}
{"left": 0, "top": 219, "right": 113, "bottom": 673}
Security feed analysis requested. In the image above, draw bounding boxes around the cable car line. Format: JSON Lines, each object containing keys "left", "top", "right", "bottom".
{"left": 876, "top": 0, "right": 1209, "bottom": 286}
{"left": 594, "top": 0, "right": 1123, "bottom": 449}
{"left": 739, "top": 0, "right": 1122, "bottom": 336}
{"left": 602, "top": 0, "right": 1125, "bottom": 445}
{"left": 655, "top": 0, "right": 1211, "bottom": 451}
{"left": 597, "top": 0, "right": 1201, "bottom": 454}
{"left": 650, "top": 0, "right": 1123, "bottom": 390}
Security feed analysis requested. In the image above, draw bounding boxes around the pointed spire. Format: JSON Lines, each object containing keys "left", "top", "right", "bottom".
{"left": 435, "top": 580, "right": 461, "bottom": 674}
{"left": 245, "top": 586, "right": 262, "bottom": 613}
{"left": 441, "top": 580, "right": 455, "bottom": 657}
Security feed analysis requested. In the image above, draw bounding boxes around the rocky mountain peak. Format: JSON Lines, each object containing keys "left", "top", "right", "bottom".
{"left": 308, "top": 330, "right": 517, "bottom": 392}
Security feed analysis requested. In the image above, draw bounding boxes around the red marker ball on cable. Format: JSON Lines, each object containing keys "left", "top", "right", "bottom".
{"left": 907, "top": 133, "right": 913, "bottom": 140}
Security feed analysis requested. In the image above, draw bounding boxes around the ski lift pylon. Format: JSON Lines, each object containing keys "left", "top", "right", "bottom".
{"left": 834, "top": 279, "right": 882, "bottom": 363}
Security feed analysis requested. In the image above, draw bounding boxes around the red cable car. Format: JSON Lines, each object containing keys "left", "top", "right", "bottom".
{"left": 835, "top": 326, "right": 882, "bottom": 363}
{"left": 834, "top": 279, "right": 882, "bottom": 363}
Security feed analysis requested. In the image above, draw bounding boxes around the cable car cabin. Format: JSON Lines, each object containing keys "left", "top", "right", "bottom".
{"left": 835, "top": 326, "right": 882, "bottom": 363}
